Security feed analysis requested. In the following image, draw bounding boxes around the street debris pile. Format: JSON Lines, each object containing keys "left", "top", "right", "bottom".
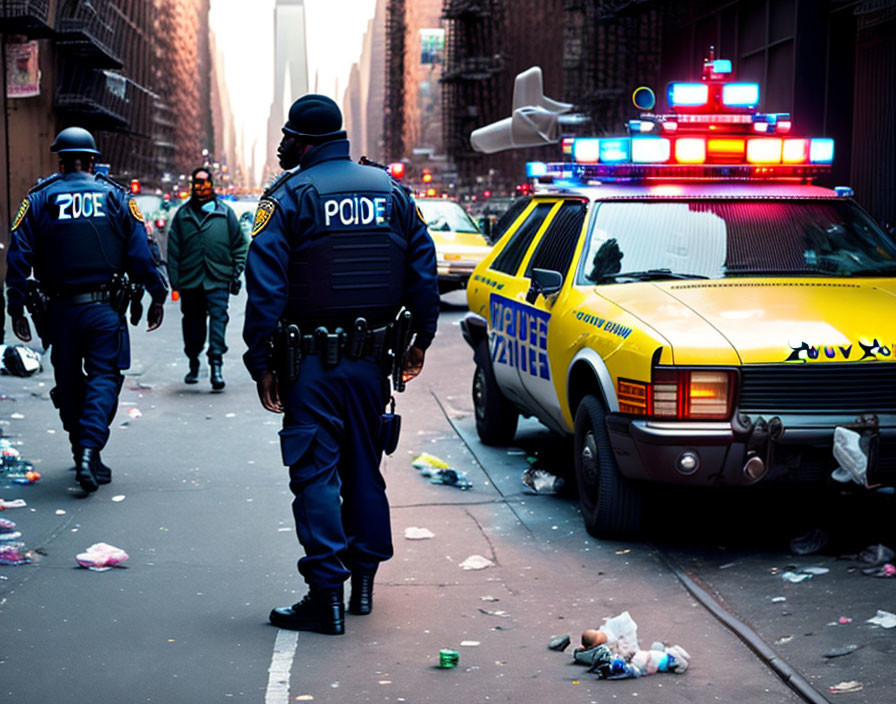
{"left": 75, "top": 542, "right": 129, "bottom": 571}
{"left": 550, "top": 610, "right": 690, "bottom": 680}
{"left": 411, "top": 452, "right": 472, "bottom": 490}
{"left": 0, "top": 436, "right": 41, "bottom": 485}
{"left": 0, "top": 514, "right": 31, "bottom": 566}
{"left": 521, "top": 465, "right": 565, "bottom": 495}
{"left": 0, "top": 345, "right": 42, "bottom": 378}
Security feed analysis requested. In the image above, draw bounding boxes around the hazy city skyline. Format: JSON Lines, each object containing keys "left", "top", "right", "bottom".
{"left": 209, "top": 0, "right": 376, "bottom": 184}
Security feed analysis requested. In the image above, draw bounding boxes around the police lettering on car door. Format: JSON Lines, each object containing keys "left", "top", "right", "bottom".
{"left": 489, "top": 293, "right": 550, "bottom": 380}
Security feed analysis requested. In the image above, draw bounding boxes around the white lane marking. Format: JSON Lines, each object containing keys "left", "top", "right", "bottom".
{"left": 265, "top": 630, "right": 298, "bottom": 704}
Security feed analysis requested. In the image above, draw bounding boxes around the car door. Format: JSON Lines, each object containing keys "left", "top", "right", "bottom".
{"left": 483, "top": 198, "right": 560, "bottom": 410}
{"left": 516, "top": 199, "right": 589, "bottom": 432}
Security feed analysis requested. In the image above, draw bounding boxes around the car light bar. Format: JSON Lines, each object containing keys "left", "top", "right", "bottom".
{"left": 533, "top": 52, "right": 834, "bottom": 184}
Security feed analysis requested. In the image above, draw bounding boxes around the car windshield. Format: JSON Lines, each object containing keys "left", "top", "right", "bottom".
{"left": 577, "top": 199, "right": 896, "bottom": 284}
{"left": 416, "top": 200, "right": 480, "bottom": 233}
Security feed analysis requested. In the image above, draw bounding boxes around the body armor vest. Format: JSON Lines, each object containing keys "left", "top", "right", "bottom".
{"left": 284, "top": 161, "right": 407, "bottom": 329}
{"left": 34, "top": 174, "right": 126, "bottom": 293}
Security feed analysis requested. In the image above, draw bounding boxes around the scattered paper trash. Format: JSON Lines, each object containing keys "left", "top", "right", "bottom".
{"left": 460, "top": 554, "right": 494, "bottom": 570}
{"left": 838, "top": 616, "right": 853, "bottom": 624}
{"left": 0, "top": 530, "right": 23, "bottom": 541}
{"left": 521, "top": 466, "right": 565, "bottom": 495}
{"left": 0, "top": 542, "right": 31, "bottom": 565}
{"left": 76, "top": 542, "right": 129, "bottom": 571}
{"left": 781, "top": 571, "right": 813, "bottom": 583}
{"left": 771, "top": 596, "right": 787, "bottom": 603}
{"left": 829, "top": 681, "right": 864, "bottom": 694}
{"left": 866, "top": 609, "right": 896, "bottom": 629}
{"left": 801, "top": 566, "right": 830, "bottom": 575}
{"left": 0, "top": 499, "right": 27, "bottom": 510}
{"left": 404, "top": 526, "right": 435, "bottom": 540}
{"left": 0, "top": 517, "right": 16, "bottom": 532}
{"left": 127, "top": 408, "right": 142, "bottom": 419}
{"left": 831, "top": 427, "right": 868, "bottom": 486}
{"left": 412, "top": 453, "right": 452, "bottom": 470}
{"left": 460, "top": 640, "right": 480, "bottom": 647}
{"left": 111, "top": 495, "right": 126, "bottom": 503}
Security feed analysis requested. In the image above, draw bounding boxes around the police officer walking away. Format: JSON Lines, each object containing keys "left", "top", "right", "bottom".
{"left": 166, "top": 167, "right": 247, "bottom": 390}
{"left": 5, "top": 127, "right": 168, "bottom": 494}
{"left": 243, "top": 95, "right": 439, "bottom": 635}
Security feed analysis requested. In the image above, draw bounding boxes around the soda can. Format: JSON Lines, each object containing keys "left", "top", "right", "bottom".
{"left": 438, "top": 649, "right": 459, "bottom": 668}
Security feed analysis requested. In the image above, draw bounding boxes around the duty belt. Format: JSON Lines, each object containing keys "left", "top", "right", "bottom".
{"left": 52, "top": 289, "right": 112, "bottom": 305}
{"left": 301, "top": 324, "right": 393, "bottom": 362}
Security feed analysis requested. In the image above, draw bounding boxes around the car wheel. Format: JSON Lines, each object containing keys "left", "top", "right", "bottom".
{"left": 574, "top": 394, "right": 642, "bottom": 538}
{"left": 473, "top": 343, "right": 519, "bottom": 445}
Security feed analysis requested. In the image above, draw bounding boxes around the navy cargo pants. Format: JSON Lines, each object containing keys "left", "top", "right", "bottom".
{"left": 280, "top": 353, "right": 393, "bottom": 589}
{"left": 179, "top": 286, "right": 230, "bottom": 362}
{"left": 48, "top": 301, "right": 127, "bottom": 453}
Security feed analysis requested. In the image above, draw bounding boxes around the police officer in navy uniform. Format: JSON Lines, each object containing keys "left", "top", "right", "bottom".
{"left": 6, "top": 127, "right": 168, "bottom": 493}
{"left": 243, "top": 95, "right": 439, "bottom": 635}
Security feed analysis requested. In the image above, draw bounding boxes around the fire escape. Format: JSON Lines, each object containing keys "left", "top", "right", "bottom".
{"left": 383, "top": 0, "right": 406, "bottom": 162}
{"left": 440, "top": 0, "right": 505, "bottom": 181}
{"left": 0, "top": 0, "right": 54, "bottom": 37}
{"left": 563, "top": 0, "right": 664, "bottom": 134}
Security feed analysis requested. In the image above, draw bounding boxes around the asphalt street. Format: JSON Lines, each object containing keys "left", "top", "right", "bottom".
{"left": 1, "top": 289, "right": 893, "bottom": 703}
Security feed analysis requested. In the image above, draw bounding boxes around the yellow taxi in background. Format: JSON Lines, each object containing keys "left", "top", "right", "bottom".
{"left": 416, "top": 197, "right": 492, "bottom": 294}
{"left": 461, "top": 60, "right": 896, "bottom": 539}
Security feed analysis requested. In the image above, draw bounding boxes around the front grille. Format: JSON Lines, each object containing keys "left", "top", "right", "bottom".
{"left": 739, "top": 364, "right": 896, "bottom": 414}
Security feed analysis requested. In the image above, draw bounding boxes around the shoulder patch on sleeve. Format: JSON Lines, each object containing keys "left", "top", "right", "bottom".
{"left": 11, "top": 198, "right": 30, "bottom": 231}
{"left": 415, "top": 205, "right": 427, "bottom": 226}
{"left": 252, "top": 199, "right": 277, "bottom": 238}
{"left": 128, "top": 198, "right": 145, "bottom": 223}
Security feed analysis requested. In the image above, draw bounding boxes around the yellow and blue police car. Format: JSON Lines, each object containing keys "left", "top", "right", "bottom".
{"left": 461, "top": 57, "right": 896, "bottom": 538}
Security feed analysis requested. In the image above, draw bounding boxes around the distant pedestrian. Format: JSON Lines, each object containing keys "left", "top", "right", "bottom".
{"left": 5, "top": 127, "right": 167, "bottom": 493}
{"left": 166, "top": 168, "right": 247, "bottom": 390}
{"left": 243, "top": 94, "right": 439, "bottom": 635}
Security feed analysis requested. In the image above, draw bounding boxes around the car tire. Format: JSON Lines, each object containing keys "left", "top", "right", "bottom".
{"left": 473, "top": 343, "right": 519, "bottom": 445}
{"left": 574, "top": 394, "right": 642, "bottom": 539}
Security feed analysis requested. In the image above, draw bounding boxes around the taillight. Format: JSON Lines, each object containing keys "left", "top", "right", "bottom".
{"left": 617, "top": 368, "right": 735, "bottom": 420}
{"left": 155, "top": 218, "right": 166, "bottom": 228}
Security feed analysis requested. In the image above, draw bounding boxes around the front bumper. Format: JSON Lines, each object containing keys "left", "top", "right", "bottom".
{"left": 607, "top": 411, "right": 896, "bottom": 487}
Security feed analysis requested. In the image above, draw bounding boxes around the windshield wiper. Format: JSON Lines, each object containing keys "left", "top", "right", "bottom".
{"left": 600, "top": 269, "right": 708, "bottom": 283}
{"left": 849, "top": 264, "right": 896, "bottom": 277}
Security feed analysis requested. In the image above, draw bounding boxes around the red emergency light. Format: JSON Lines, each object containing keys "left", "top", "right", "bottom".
{"left": 388, "top": 162, "right": 405, "bottom": 180}
{"left": 129, "top": 179, "right": 141, "bottom": 194}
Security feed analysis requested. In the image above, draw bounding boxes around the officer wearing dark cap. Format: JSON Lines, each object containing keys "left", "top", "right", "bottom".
{"left": 243, "top": 94, "right": 439, "bottom": 635}
{"left": 6, "top": 126, "right": 168, "bottom": 493}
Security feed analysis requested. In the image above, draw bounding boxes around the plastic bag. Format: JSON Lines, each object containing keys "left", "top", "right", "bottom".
{"left": 75, "top": 542, "right": 129, "bottom": 571}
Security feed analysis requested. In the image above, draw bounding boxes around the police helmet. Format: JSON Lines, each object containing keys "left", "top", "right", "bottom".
{"left": 282, "top": 94, "right": 345, "bottom": 141}
{"left": 50, "top": 127, "right": 100, "bottom": 155}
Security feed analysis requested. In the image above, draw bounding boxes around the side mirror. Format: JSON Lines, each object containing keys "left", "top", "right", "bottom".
{"left": 526, "top": 268, "right": 563, "bottom": 303}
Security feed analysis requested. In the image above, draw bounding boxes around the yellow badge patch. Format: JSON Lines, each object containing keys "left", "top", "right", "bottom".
{"left": 11, "top": 198, "right": 29, "bottom": 231}
{"left": 415, "top": 205, "right": 427, "bottom": 226}
{"left": 252, "top": 199, "right": 276, "bottom": 238}
{"left": 128, "top": 198, "right": 145, "bottom": 223}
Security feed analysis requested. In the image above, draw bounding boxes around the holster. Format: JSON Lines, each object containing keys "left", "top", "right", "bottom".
{"left": 379, "top": 396, "right": 401, "bottom": 455}
{"left": 272, "top": 322, "right": 302, "bottom": 383}
{"left": 25, "top": 280, "right": 50, "bottom": 345}
{"left": 129, "top": 283, "right": 145, "bottom": 325}
{"left": 390, "top": 309, "right": 414, "bottom": 393}
{"left": 109, "top": 273, "right": 131, "bottom": 316}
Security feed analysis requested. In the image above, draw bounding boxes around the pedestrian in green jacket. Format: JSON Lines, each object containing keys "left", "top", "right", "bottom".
{"left": 167, "top": 167, "right": 248, "bottom": 390}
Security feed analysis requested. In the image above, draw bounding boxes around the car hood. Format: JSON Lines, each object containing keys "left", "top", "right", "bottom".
{"left": 602, "top": 278, "right": 896, "bottom": 365}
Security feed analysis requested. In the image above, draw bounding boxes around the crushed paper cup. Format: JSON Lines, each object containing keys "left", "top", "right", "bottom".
{"left": 404, "top": 527, "right": 435, "bottom": 540}
{"left": 460, "top": 554, "right": 494, "bottom": 570}
{"left": 76, "top": 542, "right": 129, "bottom": 571}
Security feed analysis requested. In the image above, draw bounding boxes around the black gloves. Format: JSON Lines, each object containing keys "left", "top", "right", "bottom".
{"left": 147, "top": 301, "right": 164, "bottom": 331}
{"left": 12, "top": 316, "right": 32, "bottom": 343}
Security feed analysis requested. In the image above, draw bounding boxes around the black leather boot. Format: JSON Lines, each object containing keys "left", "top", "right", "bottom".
{"left": 76, "top": 447, "right": 101, "bottom": 493}
{"left": 348, "top": 572, "right": 376, "bottom": 615}
{"left": 184, "top": 358, "right": 200, "bottom": 384}
{"left": 94, "top": 450, "right": 112, "bottom": 485}
{"left": 269, "top": 587, "right": 345, "bottom": 634}
{"left": 210, "top": 359, "right": 225, "bottom": 390}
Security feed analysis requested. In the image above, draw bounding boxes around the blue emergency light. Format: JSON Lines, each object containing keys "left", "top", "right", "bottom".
{"left": 722, "top": 83, "right": 760, "bottom": 108}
